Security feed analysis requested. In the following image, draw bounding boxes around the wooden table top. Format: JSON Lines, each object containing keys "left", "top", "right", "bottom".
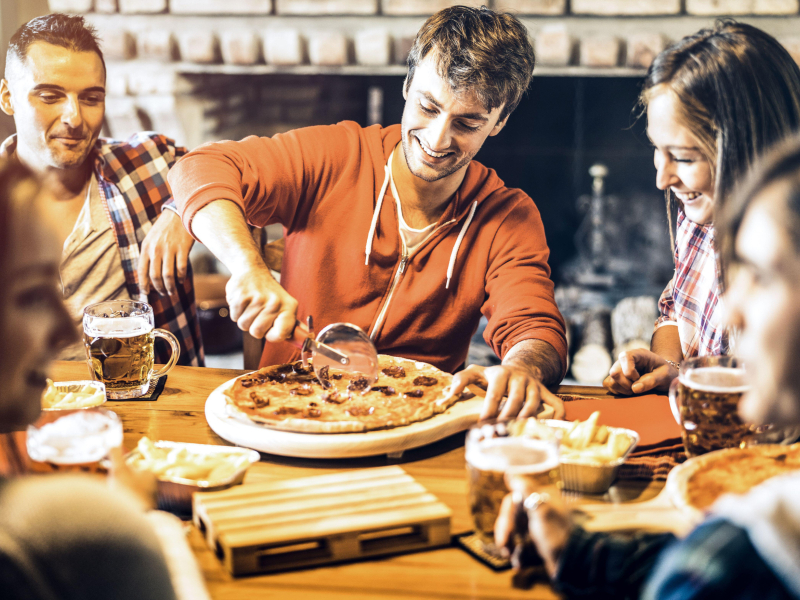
{"left": 51, "top": 361, "right": 664, "bottom": 600}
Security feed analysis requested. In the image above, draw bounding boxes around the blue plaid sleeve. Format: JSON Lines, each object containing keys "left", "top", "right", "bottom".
{"left": 643, "top": 519, "right": 793, "bottom": 600}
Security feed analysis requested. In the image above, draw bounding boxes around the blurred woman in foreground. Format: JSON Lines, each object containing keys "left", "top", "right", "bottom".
{"left": 497, "top": 137, "right": 800, "bottom": 599}
{"left": 604, "top": 21, "right": 800, "bottom": 395}
{"left": 0, "top": 159, "right": 202, "bottom": 599}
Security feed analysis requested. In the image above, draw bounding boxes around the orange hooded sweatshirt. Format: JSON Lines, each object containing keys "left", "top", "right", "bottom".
{"left": 169, "top": 122, "right": 567, "bottom": 375}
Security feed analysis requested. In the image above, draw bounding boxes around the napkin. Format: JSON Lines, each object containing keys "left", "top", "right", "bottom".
{"left": 563, "top": 394, "right": 682, "bottom": 451}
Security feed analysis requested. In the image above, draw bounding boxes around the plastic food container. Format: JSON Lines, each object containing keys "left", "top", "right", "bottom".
{"left": 543, "top": 419, "right": 640, "bottom": 494}
{"left": 125, "top": 441, "right": 261, "bottom": 514}
{"left": 42, "top": 380, "right": 107, "bottom": 412}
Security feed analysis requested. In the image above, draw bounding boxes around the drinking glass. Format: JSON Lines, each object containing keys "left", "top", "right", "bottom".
{"left": 465, "top": 420, "right": 560, "bottom": 557}
{"left": 27, "top": 407, "right": 123, "bottom": 474}
{"left": 83, "top": 299, "right": 180, "bottom": 399}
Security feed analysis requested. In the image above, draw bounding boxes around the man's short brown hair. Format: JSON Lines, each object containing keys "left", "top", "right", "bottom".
{"left": 405, "top": 6, "right": 535, "bottom": 122}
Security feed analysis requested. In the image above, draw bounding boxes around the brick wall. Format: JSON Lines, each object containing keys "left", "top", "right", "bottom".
{"left": 48, "top": 0, "right": 800, "bottom": 14}
{"left": 51, "top": 0, "right": 800, "bottom": 146}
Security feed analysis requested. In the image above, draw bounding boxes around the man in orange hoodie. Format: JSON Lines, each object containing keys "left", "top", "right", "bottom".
{"left": 169, "top": 6, "right": 567, "bottom": 419}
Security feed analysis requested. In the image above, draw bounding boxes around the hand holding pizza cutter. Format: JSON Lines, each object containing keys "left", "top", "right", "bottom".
{"left": 289, "top": 317, "right": 379, "bottom": 390}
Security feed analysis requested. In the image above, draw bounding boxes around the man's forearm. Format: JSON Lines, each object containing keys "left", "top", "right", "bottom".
{"left": 650, "top": 325, "right": 683, "bottom": 364}
{"left": 503, "top": 339, "right": 563, "bottom": 387}
{"left": 191, "top": 200, "right": 266, "bottom": 277}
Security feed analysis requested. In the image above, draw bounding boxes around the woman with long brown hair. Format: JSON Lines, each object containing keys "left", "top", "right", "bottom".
{"left": 604, "top": 20, "right": 800, "bottom": 396}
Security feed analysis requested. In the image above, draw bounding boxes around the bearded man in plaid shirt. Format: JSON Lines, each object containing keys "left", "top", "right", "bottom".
{"left": 0, "top": 14, "right": 203, "bottom": 366}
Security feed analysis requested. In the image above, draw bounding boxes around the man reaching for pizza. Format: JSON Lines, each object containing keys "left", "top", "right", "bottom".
{"left": 169, "top": 6, "right": 567, "bottom": 420}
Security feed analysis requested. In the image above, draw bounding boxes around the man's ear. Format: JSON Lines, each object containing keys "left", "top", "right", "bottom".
{"left": 488, "top": 114, "right": 509, "bottom": 137}
{"left": 0, "top": 79, "right": 14, "bottom": 116}
{"left": 402, "top": 76, "right": 409, "bottom": 101}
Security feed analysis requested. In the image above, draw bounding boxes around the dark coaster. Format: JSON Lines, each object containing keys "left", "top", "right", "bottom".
{"left": 107, "top": 375, "right": 167, "bottom": 402}
{"left": 454, "top": 532, "right": 511, "bottom": 571}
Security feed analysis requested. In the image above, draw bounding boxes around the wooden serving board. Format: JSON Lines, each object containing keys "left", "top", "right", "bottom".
{"left": 204, "top": 377, "right": 554, "bottom": 459}
{"left": 574, "top": 455, "right": 705, "bottom": 537}
{"left": 193, "top": 466, "right": 451, "bottom": 576}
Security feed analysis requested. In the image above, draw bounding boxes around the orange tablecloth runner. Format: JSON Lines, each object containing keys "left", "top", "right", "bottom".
{"left": 561, "top": 394, "right": 686, "bottom": 480}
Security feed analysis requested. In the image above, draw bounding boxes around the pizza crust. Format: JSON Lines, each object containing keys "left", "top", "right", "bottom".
{"left": 224, "top": 355, "right": 466, "bottom": 434}
{"left": 673, "top": 444, "right": 800, "bottom": 512}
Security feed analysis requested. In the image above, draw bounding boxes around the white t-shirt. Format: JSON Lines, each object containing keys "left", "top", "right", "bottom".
{"left": 59, "top": 174, "right": 131, "bottom": 360}
{"left": 388, "top": 153, "right": 437, "bottom": 255}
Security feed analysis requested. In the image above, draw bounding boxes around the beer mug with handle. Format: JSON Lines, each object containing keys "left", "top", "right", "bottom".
{"left": 669, "top": 356, "right": 756, "bottom": 457}
{"left": 83, "top": 300, "right": 180, "bottom": 399}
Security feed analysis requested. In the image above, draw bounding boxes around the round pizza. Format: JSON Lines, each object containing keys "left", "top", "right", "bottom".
{"left": 223, "top": 355, "right": 469, "bottom": 433}
{"left": 677, "top": 443, "right": 800, "bottom": 510}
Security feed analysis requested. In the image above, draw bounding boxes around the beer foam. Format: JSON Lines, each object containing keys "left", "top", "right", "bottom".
{"left": 84, "top": 316, "right": 152, "bottom": 338}
{"left": 27, "top": 411, "right": 122, "bottom": 465}
{"left": 681, "top": 366, "right": 749, "bottom": 394}
{"left": 465, "top": 437, "right": 560, "bottom": 475}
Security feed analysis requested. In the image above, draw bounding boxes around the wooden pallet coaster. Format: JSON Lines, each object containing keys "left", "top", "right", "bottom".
{"left": 193, "top": 465, "right": 452, "bottom": 576}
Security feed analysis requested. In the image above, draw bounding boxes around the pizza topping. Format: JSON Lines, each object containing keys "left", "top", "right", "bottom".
{"left": 249, "top": 392, "right": 270, "bottom": 408}
{"left": 304, "top": 406, "right": 322, "bottom": 418}
{"left": 290, "top": 385, "right": 313, "bottom": 396}
{"left": 331, "top": 373, "right": 343, "bottom": 380}
{"left": 347, "top": 377, "right": 370, "bottom": 392}
{"left": 371, "top": 386, "right": 396, "bottom": 396}
{"left": 273, "top": 406, "right": 303, "bottom": 416}
{"left": 292, "top": 361, "right": 311, "bottom": 375}
{"left": 265, "top": 372, "right": 288, "bottom": 383}
{"left": 405, "top": 389, "right": 424, "bottom": 398}
{"left": 413, "top": 376, "right": 438, "bottom": 387}
{"left": 239, "top": 377, "right": 261, "bottom": 388}
{"left": 322, "top": 390, "right": 347, "bottom": 404}
{"left": 382, "top": 366, "right": 406, "bottom": 378}
{"left": 346, "top": 406, "right": 374, "bottom": 416}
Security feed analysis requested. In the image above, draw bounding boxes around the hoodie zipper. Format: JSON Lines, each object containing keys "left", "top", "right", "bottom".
{"left": 368, "top": 219, "right": 456, "bottom": 342}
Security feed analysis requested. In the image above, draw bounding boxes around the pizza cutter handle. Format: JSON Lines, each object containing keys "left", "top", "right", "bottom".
{"left": 288, "top": 322, "right": 312, "bottom": 349}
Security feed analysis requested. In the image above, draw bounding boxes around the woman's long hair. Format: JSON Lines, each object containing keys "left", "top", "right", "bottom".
{"left": 639, "top": 20, "right": 800, "bottom": 248}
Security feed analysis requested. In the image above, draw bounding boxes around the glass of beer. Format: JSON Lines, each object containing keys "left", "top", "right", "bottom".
{"left": 83, "top": 300, "right": 180, "bottom": 399}
{"left": 669, "top": 356, "right": 754, "bottom": 457}
{"left": 465, "top": 420, "right": 560, "bottom": 557}
{"left": 27, "top": 407, "right": 123, "bottom": 474}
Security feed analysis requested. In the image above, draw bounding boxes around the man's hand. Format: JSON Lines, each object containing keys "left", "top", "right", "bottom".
{"left": 495, "top": 476, "right": 573, "bottom": 578}
{"left": 603, "top": 349, "right": 679, "bottom": 395}
{"left": 227, "top": 263, "right": 299, "bottom": 342}
{"left": 450, "top": 364, "right": 565, "bottom": 421}
{"left": 138, "top": 209, "right": 194, "bottom": 297}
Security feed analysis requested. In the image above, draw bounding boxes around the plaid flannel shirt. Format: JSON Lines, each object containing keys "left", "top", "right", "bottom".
{"left": 1, "top": 133, "right": 204, "bottom": 367}
{"left": 656, "top": 210, "right": 728, "bottom": 358}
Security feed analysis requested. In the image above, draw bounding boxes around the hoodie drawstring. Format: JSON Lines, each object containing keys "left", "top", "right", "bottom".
{"left": 364, "top": 159, "right": 478, "bottom": 290}
{"left": 446, "top": 200, "right": 477, "bottom": 289}
{"left": 365, "top": 163, "right": 391, "bottom": 266}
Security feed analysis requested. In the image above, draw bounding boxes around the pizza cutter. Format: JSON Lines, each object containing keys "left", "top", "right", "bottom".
{"left": 289, "top": 316, "right": 379, "bottom": 390}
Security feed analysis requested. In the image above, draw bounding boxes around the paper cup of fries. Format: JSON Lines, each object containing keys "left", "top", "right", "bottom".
{"left": 125, "top": 437, "right": 261, "bottom": 514}
{"left": 543, "top": 414, "right": 639, "bottom": 494}
{"left": 41, "top": 380, "right": 107, "bottom": 412}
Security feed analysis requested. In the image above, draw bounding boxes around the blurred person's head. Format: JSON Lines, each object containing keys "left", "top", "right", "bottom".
{"left": 721, "top": 136, "right": 800, "bottom": 426}
{"left": 400, "top": 6, "right": 534, "bottom": 183}
{"left": 641, "top": 21, "right": 800, "bottom": 226}
{"left": 0, "top": 14, "right": 105, "bottom": 174}
{"left": 0, "top": 159, "right": 75, "bottom": 432}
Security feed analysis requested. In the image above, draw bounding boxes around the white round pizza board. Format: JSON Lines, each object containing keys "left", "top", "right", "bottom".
{"left": 204, "top": 377, "right": 554, "bottom": 459}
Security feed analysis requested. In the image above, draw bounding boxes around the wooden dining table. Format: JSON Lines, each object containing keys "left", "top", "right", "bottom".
{"left": 51, "top": 361, "right": 665, "bottom": 600}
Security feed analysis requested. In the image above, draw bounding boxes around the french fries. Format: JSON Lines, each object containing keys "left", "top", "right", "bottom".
{"left": 559, "top": 411, "right": 633, "bottom": 463}
{"left": 513, "top": 411, "right": 634, "bottom": 464}
{"left": 127, "top": 437, "right": 253, "bottom": 483}
{"left": 42, "top": 379, "right": 105, "bottom": 410}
